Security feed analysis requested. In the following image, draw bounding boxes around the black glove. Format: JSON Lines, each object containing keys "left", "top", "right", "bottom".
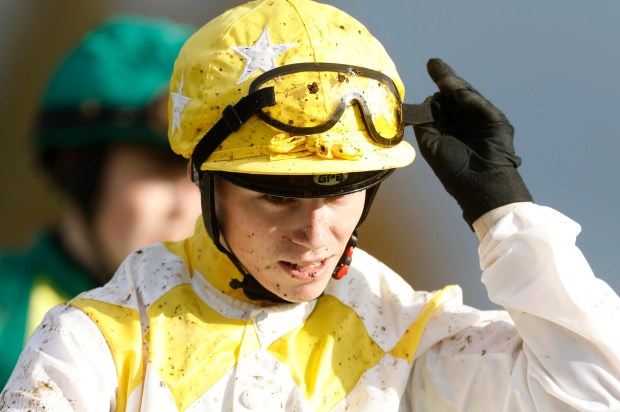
{"left": 413, "top": 58, "right": 533, "bottom": 228}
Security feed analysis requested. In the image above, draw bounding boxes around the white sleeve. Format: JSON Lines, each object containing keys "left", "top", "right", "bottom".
{"left": 409, "top": 203, "right": 620, "bottom": 411}
{"left": 0, "top": 305, "right": 118, "bottom": 411}
{"left": 480, "top": 203, "right": 620, "bottom": 410}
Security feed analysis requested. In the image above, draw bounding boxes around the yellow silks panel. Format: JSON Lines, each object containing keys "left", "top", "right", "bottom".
{"left": 163, "top": 224, "right": 254, "bottom": 303}
{"left": 69, "top": 297, "right": 143, "bottom": 412}
{"left": 27, "top": 280, "right": 65, "bottom": 340}
{"left": 147, "top": 284, "right": 260, "bottom": 411}
{"left": 390, "top": 285, "right": 457, "bottom": 362}
{"left": 268, "top": 295, "right": 384, "bottom": 412}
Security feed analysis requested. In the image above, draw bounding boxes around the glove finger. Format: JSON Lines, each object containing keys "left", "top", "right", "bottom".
{"left": 454, "top": 88, "right": 509, "bottom": 124}
{"left": 427, "top": 58, "right": 509, "bottom": 124}
{"left": 426, "top": 58, "right": 479, "bottom": 96}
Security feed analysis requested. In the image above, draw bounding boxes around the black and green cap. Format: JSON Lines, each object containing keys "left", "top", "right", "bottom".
{"left": 34, "top": 15, "right": 195, "bottom": 149}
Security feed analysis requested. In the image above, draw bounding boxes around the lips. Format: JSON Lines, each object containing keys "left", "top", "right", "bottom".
{"left": 285, "top": 259, "right": 325, "bottom": 270}
{"left": 279, "top": 258, "right": 330, "bottom": 280}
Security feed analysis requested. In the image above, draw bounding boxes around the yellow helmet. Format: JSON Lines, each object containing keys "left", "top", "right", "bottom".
{"left": 168, "top": 0, "right": 418, "bottom": 189}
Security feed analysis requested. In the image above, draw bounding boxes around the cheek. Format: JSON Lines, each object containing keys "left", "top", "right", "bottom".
{"left": 221, "top": 211, "right": 265, "bottom": 254}
{"left": 335, "top": 192, "right": 366, "bottom": 237}
{"left": 216, "top": 200, "right": 276, "bottom": 273}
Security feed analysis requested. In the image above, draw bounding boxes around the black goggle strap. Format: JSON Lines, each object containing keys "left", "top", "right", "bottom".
{"left": 191, "top": 87, "right": 276, "bottom": 185}
{"left": 402, "top": 102, "right": 434, "bottom": 125}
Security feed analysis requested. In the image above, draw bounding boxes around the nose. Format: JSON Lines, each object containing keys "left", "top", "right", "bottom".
{"left": 290, "top": 199, "right": 329, "bottom": 249}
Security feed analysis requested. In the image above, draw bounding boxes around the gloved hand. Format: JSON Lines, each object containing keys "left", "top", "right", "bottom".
{"left": 413, "top": 58, "right": 533, "bottom": 228}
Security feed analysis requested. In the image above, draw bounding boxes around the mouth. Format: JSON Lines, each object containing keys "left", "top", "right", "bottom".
{"left": 280, "top": 258, "right": 329, "bottom": 280}
{"left": 284, "top": 259, "right": 325, "bottom": 270}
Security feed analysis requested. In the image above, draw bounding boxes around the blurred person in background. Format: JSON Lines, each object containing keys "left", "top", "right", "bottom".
{"left": 0, "top": 15, "right": 202, "bottom": 385}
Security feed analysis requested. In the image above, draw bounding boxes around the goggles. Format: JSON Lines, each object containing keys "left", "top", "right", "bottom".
{"left": 249, "top": 62, "right": 424, "bottom": 147}
{"left": 190, "top": 63, "right": 431, "bottom": 182}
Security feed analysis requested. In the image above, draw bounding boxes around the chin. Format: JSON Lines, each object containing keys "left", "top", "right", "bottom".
{"left": 281, "top": 283, "right": 330, "bottom": 303}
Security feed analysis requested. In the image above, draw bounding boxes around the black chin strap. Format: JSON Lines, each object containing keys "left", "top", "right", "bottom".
{"left": 229, "top": 275, "right": 289, "bottom": 303}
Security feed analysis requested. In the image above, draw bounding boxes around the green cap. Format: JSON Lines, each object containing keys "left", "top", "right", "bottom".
{"left": 35, "top": 15, "right": 195, "bottom": 149}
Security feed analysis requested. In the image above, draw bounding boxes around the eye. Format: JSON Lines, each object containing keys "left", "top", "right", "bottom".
{"left": 265, "top": 195, "right": 287, "bottom": 204}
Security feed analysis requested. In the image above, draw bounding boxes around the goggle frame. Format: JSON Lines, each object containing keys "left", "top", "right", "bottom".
{"left": 249, "top": 62, "right": 406, "bottom": 147}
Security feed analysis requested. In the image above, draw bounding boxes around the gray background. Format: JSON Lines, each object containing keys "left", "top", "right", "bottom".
{"left": 1, "top": 0, "right": 618, "bottom": 309}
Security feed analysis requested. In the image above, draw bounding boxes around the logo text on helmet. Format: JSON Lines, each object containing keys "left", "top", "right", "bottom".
{"left": 314, "top": 174, "right": 349, "bottom": 186}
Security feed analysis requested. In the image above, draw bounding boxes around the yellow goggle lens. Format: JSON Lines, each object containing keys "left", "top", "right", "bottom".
{"left": 250, "top": 63, "right": 404, "bottom": 145}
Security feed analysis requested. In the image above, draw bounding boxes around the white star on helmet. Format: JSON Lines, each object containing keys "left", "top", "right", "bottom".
{"left": 170, "top": 71, "right": 191, "bottom": 135}
{"left": 231, "top": 27, "right": 296, "bottom": 84}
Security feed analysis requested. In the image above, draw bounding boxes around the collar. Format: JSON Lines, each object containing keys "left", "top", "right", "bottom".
{"left": 187, "top": 217, "right": 257, "bottom": 304}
